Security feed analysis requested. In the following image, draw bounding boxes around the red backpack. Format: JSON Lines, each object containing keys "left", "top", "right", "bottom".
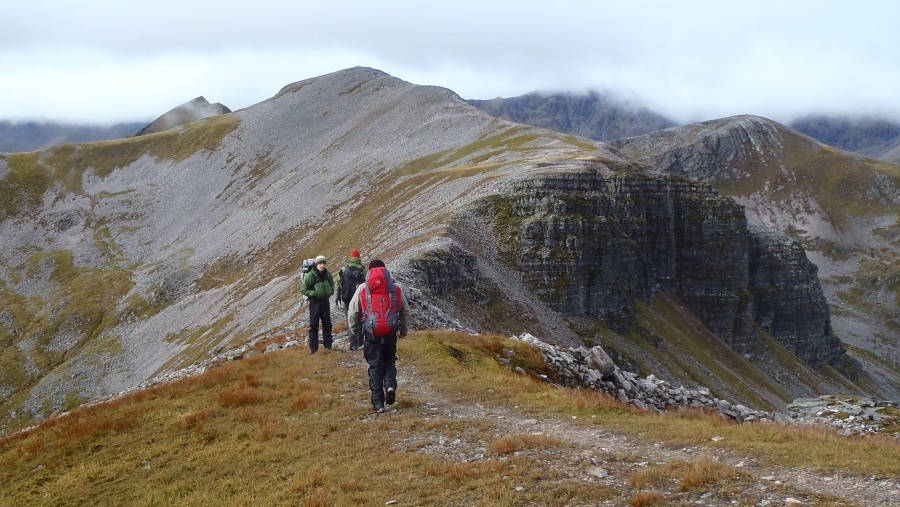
{"left": 360, "top": 267, "right": 403, "bottom": 338}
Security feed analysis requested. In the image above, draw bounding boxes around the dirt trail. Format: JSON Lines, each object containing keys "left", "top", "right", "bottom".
{"left": 331, "top": 341, "right": 898, "bottom": 506}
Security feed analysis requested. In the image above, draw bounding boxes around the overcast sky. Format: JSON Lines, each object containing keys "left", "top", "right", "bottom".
{"left": 3, "top": 1, "right": 899, "bottom": 126}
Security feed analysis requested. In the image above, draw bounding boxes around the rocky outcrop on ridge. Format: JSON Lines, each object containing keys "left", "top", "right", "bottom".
{"left": 513, "top": 332, "right": 899, "bottom": 436}
{"left": 135, "top": 96, "right": 231, "bottom": 135}
{"left": 511, "top": 332, "right": 769, "bottom": 423}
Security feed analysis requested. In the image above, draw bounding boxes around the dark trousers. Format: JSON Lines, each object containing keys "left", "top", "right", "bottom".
{"left": 363, "top": 333, "right": 398, "bottom": 408}
{"left": 308, "top": 298, "right": 332, "bottom": 352}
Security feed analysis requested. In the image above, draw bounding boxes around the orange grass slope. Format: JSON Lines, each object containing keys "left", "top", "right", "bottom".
{"left": 0, "top": 330, "right": 897, "bottom": 506}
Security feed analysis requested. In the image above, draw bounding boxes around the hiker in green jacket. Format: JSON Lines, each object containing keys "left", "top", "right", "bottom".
{"left": 335, "top": 249, "right": 367, "bottom": 350}
{"left": 301, "top": 255, "right": 335, "bottom": 354}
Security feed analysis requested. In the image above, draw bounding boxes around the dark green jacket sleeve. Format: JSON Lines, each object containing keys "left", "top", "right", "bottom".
{"left": 301, "top": 271, "right": 316, "bottom": 298}
{"left": 302, "top": 270, "right": 335, "bottom": 300}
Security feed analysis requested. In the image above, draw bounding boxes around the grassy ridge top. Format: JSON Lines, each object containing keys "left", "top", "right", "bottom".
{"left": 1, "top": 331, "right": 895, "bottom": 506}
{"left": 0, "top": 115, "right": 238, "bottom": 220}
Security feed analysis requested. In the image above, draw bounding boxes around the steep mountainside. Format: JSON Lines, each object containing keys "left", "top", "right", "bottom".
{"left": 0, "top": 68, "right": 876, "bottom": 432}
{"left": 0, "top": 121, "right": 146, "bottom": 153}
{"left": 468, "top": 92, "right": 677, "bottom": 142}
{"left": 610, "top": 116, "right": 900, "bottom": 399}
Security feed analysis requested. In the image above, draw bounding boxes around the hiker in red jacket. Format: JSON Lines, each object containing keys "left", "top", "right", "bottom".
{"left": 347, "top": 259, "right": 410, "bottom": 413}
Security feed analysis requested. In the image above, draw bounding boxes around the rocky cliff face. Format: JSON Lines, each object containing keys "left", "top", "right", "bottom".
{"left": 610, "top": 115, "right": 898, "bottom": 397}
{"left": 472, "top": 168, "right": 844, "bottom": 367}
{"left": 747, "top": 225, "right": 843, "bottom": 365}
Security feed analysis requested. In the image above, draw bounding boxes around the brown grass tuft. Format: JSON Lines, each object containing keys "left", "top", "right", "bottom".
{"left": 300, "top": 491, "right": 332, "bottom": 507}
{"left": 489, "top": 432, "right": 561, "bottom": 455}
{"left": 678, "top": 453, "right": 742, "bottom": 490}
{"left": 629, "top": 453, "right": 744, "bottom": 493}
{"left": 181, "top": 407, "right": 220, "bottom": 441}
{"left": 22, "top": 437, "right": 45, "bottom": 455}
{"left": 570, "top": 388, "right": 625, "bottom": 410}
{"left": 243, "top": 372, "right": 262, "bottom": 388}
{"left": 58, "top": 408, "right": 142, "bottom": 441}
{"left": 183, "top": 408, "right": 216, "bottom": 429}
{"left": 629, "top": 490, "right": 667, "bottom": 506}
{"left": 291, "top": 379, "right": 332, "bottom": 411}
{"left": 217, "top": 388, "right": 266, "bottom": 408}
{"left": 628, "top": 467, "right": 659, "bottom": 490}
{"left": 293, "top": 467, "right": 329, "bottom": 494}
{"left": 292, "top": 391, "right": 317, "bottom": 411}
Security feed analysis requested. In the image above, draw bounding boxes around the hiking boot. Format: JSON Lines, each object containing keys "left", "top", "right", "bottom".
{"left": 349, "top": 344, "right": 358, "bottom": 351}
{"left": 373, "top": 405, "right": 385, "bottom": 413}
{"left": 386, "top": 388, "right": 396, "bottom": 405}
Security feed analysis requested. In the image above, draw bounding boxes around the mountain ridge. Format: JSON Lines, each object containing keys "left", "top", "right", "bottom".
{"left": 0, "top": 67, "right": 893, "bottom": 433}
{"left": 6, "top": 91, "right": 900, "bottom": 165}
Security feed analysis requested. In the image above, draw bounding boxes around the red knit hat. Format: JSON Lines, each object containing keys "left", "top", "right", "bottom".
{"left": 350, "top": 249, "right": 360, "bottom": 258}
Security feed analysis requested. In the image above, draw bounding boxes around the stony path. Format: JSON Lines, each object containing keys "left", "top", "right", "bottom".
{"left": 331, "top": 342, "right": 899, "bottom": 506}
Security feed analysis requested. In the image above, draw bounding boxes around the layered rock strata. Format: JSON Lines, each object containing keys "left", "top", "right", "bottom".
{"left": 483, "top": 169, "right": 844, "bottom": 366}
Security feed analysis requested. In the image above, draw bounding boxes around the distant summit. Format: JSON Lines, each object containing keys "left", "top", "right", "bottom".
{"left": 468, "top": 91, "right": 677, "bottom": 142}
{"left": 0, "top": 121, "right": 145, "bottom": 152}
{"left": 136, "top": 96, "right": 231, "bottom": 136}
{"left": 789, "top": 114, "right": 900, "bottom": 162}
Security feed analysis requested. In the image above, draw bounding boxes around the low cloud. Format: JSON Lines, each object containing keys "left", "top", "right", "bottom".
{"left": 2, "top": 0, "right": 899, "bottom": 124}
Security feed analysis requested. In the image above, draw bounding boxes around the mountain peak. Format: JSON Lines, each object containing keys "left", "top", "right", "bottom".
{"left": 135, "top": 96, "right": 231, "bottom": 136}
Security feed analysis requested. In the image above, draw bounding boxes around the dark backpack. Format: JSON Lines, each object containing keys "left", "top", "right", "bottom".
{"left": 341, "top": 265, "right": 366, "bottom": 302}
{"left": 361, "top": 267, "right": 403, "bottom": 338}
